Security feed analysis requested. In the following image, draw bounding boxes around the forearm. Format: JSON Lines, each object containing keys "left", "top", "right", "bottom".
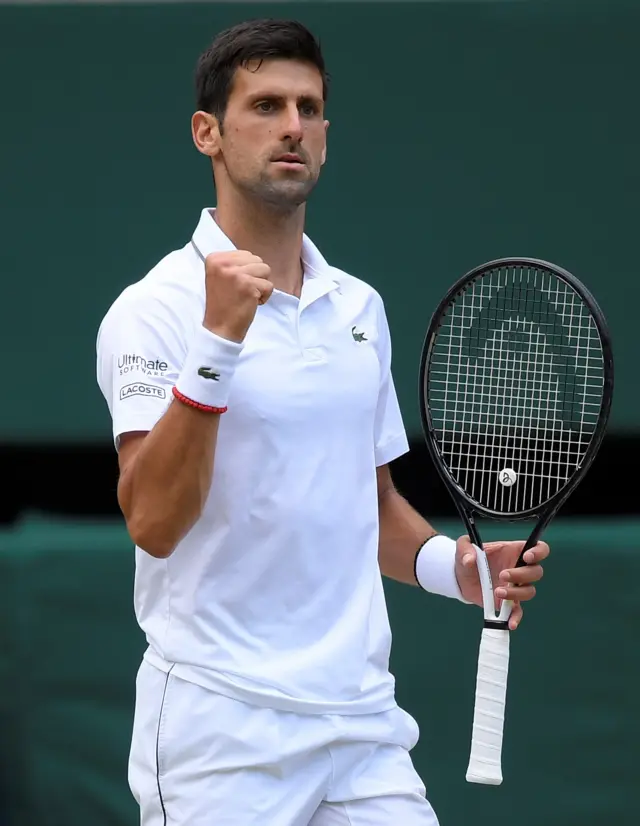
{"left": 377, "top": 487, "right": 437, "bottom": 585}
{"left": 378, "top": 486, "right": 467, "bottom": 602}
{"left": 118, "top": 400, "right": 220, "bottom": 558}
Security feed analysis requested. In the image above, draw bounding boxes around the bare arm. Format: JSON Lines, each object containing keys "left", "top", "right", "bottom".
{"left": 112, "top": 250, "right": 274, "bottom": 560}
{"left": 117, "top": 401, "right": 221, "bottom": 559}
{"left": 377, "top": 464, "right": 548, "bottom": 627}
{"left": 376, "top": 463, "right": 438, "bottom": 585}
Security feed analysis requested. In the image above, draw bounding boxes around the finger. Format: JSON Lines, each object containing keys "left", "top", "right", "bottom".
{"left": 522, "top": 541, "right": 550, "bottom": 565}
{"left": 499, "top": 564, "right": 544, "bottom": 586}
{"left": 482, "top": 540, "right": 522, "bottom": 553}
{"left": 241, "top": 263, "right": 272, "bottom": 280}
{"left": 495, "top": 584, "right": 536, "bottom": 602}
{"left": 456, "top": 535, "right": 476, "bottom": 568}
{"left": 255, "top": 280, "right": 274, "bottom": 305}
{"left": 508, "top": 602, "right": 523, "bottom": 631}
{"left": 237, "top": 252, "right": 264, "bottom": 264}
{"left": 224, "top": 250, "right": 264, "bottom": 264}
{"left": 205, "top": 250, "right": 261, "bottom": 268}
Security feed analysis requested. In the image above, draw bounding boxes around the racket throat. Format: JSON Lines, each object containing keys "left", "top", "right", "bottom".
{"left": 483, "top": 618, "right": 510, "bottom": 631}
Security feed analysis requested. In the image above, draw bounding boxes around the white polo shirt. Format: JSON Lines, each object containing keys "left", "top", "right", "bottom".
{"left": 97, "top": 209, "right": 410, "bottom": 715}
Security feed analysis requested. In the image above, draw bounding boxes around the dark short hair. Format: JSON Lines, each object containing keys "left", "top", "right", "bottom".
{"left": 195, "top": 19, "right": 329, "bottom": 124}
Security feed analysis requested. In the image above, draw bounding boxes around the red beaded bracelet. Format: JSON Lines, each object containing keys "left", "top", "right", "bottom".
{"left": 172, "top": 386, "right": 228, "bottom": 414}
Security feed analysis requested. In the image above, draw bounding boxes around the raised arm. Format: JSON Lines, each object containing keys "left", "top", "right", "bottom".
{"left": 116, "top": 404, "right": 222, "bottom": 558}
{"left": 97, "top": 250, "right": 272, "bottom": 558}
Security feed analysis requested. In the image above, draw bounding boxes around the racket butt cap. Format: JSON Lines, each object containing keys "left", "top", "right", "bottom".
{"left": 465, "top": 768, "right": 503, "bottom": 785}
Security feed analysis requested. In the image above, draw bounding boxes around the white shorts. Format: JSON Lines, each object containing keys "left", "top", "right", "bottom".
{"left": 128, "top": 661, "right": 439, "bottom": 826}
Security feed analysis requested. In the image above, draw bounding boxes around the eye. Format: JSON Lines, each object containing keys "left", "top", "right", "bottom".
{"left": 300, "top": 102, "right": 319, "bottom": 117}
{"left": 256, "top": 100, "right": 274, "bottom": 113}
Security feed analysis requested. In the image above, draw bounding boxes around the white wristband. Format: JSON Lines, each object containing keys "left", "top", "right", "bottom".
{"left": 415, "top": 534, "right": 470, "bottom": 603}
{"left": 174, "top": 326, "right": 243, "bottom": 410}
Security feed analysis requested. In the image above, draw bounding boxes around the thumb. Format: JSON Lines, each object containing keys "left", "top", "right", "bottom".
{"left": 457, "top": 535, "right": 477, "bottom": 569}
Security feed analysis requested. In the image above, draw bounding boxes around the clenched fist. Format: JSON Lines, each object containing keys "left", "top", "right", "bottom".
{"left": 203, "top": 251, "right": 273, "bottom": 343}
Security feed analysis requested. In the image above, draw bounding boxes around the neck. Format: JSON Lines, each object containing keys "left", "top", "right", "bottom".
{"left": 213, "top": 189, "right": 306, "bottom": 297}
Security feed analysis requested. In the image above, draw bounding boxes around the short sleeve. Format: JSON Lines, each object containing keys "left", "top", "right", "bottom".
{"left": 96, "top": 291, "right": 187, "bottom": 448}
{"left": 373, "top": 296, "right": 410, "bottom": 466}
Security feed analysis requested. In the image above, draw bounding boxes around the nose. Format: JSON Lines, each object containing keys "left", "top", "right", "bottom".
{"left": 280, "top": 102, "right": 303, "bottom": 143}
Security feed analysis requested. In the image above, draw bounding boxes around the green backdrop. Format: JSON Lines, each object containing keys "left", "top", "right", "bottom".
{"left": 1, "top": 0, "right": 639, "bottom": 442}
{"left": 1, "top": 513, "right": 638, "bottom": 825}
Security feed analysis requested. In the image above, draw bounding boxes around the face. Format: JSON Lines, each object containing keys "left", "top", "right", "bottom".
{"left": 193, "top": 58, "right": 329, "bottom": 211}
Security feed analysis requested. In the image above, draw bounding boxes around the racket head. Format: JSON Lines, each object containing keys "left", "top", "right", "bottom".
{"left": 419, "top": 257, "right": 614, "bottom": 521}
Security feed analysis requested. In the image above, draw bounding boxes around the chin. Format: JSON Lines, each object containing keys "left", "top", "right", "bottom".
{"left": 251, "top": 178, "right": 318, "bottom": 209}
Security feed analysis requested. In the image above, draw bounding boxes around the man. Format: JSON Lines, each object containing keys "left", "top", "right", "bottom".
{"left": 96, "top": 19, "right": 548, "bottom": 826}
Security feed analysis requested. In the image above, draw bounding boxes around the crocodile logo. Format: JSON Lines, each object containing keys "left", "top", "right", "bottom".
{"left": 351, "top": 326, "right": 367, "bottom": 342}
{"left": 197, "top": 367, "right": 220, "bottom": 381}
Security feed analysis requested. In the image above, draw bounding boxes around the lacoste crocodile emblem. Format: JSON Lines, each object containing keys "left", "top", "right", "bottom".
{"left": 197, "top": 367, "right": 220, "bottom": 380}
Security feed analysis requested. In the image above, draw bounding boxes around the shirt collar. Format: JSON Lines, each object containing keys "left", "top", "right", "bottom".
{"left": 191, "top": 208, "right": 339, "bottom": 289}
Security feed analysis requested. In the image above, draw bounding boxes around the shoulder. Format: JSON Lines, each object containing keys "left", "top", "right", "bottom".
{"left": 98, "top": 246, "right": 202, "bottom": 338}
{"left": 96, "top": 247, "right": 203, "bottom": 376}
{"left": 327, "top": 265, "right": 390, "bottom": 330}
{"left": 323, "top": 262, "right": 398, "bottom": 369}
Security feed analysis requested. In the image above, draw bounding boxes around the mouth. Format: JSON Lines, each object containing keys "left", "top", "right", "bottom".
{"left": 272, "top": 153, "right": 305, "bottom": 166}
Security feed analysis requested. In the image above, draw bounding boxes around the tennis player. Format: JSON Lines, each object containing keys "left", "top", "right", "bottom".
{"left": 96, "top": 19, "right": 549, "bottom": 826}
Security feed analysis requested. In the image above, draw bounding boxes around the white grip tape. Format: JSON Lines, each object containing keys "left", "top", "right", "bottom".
{"left": 174, "top": 327, "right": 243, "bottom": 409}
{"left": 466, "top": 627, "right": 510, "bottom": 785}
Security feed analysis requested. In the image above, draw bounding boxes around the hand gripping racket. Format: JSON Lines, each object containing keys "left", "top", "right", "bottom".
{"left": 418, "top": 258, "right": 614, "bottom": 785}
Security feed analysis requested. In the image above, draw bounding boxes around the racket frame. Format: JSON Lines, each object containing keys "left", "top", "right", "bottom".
{"left": 417, "top": 257, "right": 614, "bottom": 785}
{"left": 419, "top": 257, "right": 614, "bottom": 530}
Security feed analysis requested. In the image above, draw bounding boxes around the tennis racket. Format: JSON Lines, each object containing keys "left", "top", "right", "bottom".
{"left": 418, "top": 257, "right": 614, "bottom": 785}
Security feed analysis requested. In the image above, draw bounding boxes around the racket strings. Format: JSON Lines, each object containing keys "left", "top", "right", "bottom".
{"left": 427, "top": 266, "right": 605, "bottom": 513}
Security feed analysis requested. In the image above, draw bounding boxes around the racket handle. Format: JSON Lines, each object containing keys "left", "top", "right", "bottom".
{"left": 466, "top": 627, "right": 510, "bottom": 785}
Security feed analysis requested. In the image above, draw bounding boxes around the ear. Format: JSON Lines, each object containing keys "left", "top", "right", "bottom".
{"left": 192, "top": 111, "right": 222, "bottom": 158}
{"left": 321, "top": 119, "right": 330, "bottom": 165}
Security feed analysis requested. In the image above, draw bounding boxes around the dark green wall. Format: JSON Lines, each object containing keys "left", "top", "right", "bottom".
{"left": 1, "top": 0, "right": 638, "bottom": 441}
{"left": 1, "top": 515, "right": 638, "bottom": 825}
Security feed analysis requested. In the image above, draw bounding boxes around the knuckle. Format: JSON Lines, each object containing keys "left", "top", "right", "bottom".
{"left": 239, "top": 252, "right": 262, "bottom": 266}
{"left": 204, "top": 257, "right": 221, "bottom": 275}
{"left": 206, "top": 251, "right": 232, "bottom": 263}
{"left": 206, "top": 258, "right": 233, "bottom": 278}
{"left": 238, "top": 278, "right": 255, "bottom": 295}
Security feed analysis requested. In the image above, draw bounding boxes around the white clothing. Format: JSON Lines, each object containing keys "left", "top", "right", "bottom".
{"left": 128, "top": 660, "right": 439, "bottom": 826}
{"left": 96, "top": 209, "right": 410, "bottom": 716}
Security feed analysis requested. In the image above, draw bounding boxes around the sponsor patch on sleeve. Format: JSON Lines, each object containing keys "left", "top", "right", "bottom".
{"left": 117, "top": 354, "right": 169, "bottom": 377}
{"left": 119, "top": 382, "right": 167, "bottom": 401}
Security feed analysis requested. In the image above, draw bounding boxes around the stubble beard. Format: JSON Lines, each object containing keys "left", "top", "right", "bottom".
{"left": 233, "top": 165, "right": 320, "bottom": 214}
